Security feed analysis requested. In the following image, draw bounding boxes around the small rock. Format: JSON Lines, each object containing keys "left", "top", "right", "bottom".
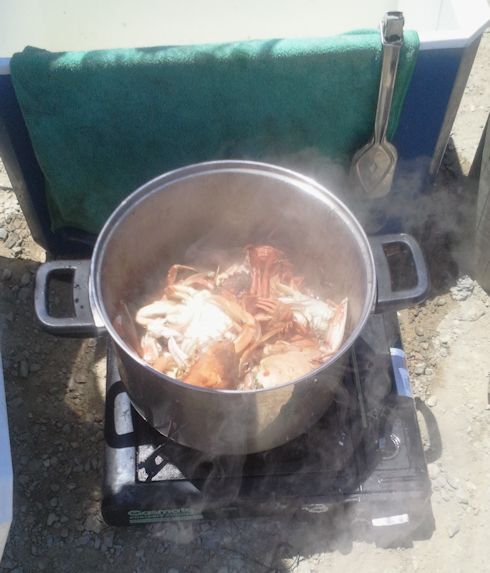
{"left": 47, "top": 513, "right": 58, "bottom": 526}
{"left": 30, "top": 363, "right": 41, "bottom": 373}
{"left": 439, "top": 335, "right": 450, "bottom": 346}
{"left": 440, "top": 348, "right": 449, "bottom": 358}
{"left": 103, "top": 530, "right": 114, "bottom": 549}
{"left": 1, "top": 268, "right": 12, "bottom": 281}
{"left": 18, "top": 286, "right": 31, "bottom": 302}
{"left": 441, "top": 490, "right": 452, "bottom": 502}
{"left": 84, "top": 514, "right": 103, "bottom": 533}
{"left": 447, "top": 522, "right": 460, "bottom": 538}
{"left": 428, "top": 463, "right": 440, "bottom": 479}
{"left": 19, "top": 359, "right": 29, "bottom": 378}
{"left": 446, "top": 476, "right": 460, "bottom": 490}
{"left": 456, "top": 489, "right": 469, "bottom": 505}
{"left": 425, "top": 367, "right": 434, "bottom": 377}
{"left": 414, "top": 362, "right": 427, "bottom": 376}
{"left": 0, "top": 227, "right": 7, "bottom": 241}
{"left": 415, "top": 326, "right": 424, "bottom": 337}
{"left": 450, "top": 276, "right": 475, "bottom": 301}
{"left": 435, "top": 297, "right": 447, "bottom": 306}
{"left": 11, "top": 568, "right": 24, "bottom": 573}
{"left": 435, "top": 475, "right": 447, "bottom": 490}
{"left": 94, "top": 535, "right": 101, "bottom": 550}
{"left": 20, "top": 272, "right": 31, "bottom": 286}
{"left": 50, "top": 484, "right": 60, "bottom": 492}
{"left": 60, "top": 528, "right": 69, "bottom": 538}
{"left": 427, "top": 395, "right": 438, "bottom": 408}
{"left": 5, "top": 232, "right": 19, "bottom": 248}
{"left": 50, "top": 497, "right": 58, "bottom": 508}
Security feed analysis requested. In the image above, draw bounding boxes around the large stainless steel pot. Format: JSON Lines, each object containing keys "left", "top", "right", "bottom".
{"left": 35, "top": 161, "right": 429, "bottom": 455}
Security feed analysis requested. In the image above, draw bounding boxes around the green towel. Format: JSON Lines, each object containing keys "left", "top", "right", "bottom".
{"left": 10, "top": 31, "right": 419, "bottom": 234}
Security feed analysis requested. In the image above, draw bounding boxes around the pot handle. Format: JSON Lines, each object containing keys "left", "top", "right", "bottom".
{"left": 34, "top": 259, "right": 104, "bottom": 337}
{"left": 370, "top": 233, "right": 430, "bottom": 313}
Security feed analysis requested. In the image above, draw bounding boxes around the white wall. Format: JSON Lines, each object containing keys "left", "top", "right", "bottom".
{"left": 0, "top": 0, "right": 488, "bottom": 57}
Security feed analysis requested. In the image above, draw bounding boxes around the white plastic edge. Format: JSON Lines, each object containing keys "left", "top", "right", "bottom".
{"left": 419, "top": 20, "right": 490, "bottom": 50}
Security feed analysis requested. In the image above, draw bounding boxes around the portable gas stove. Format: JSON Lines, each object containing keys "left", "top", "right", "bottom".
{"left": 102, "top": 311, "right": 433, "bottom": 538}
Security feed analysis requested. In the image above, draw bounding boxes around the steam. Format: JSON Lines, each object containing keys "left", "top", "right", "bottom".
{"left": 116, "top": 148, "right": 453, "bottom": 559}
{"left": 265, "top": 147, "right": 475, "bottom": 288}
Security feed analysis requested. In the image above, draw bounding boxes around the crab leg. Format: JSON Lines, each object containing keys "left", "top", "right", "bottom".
{"left": 182, "top": 271, "right": 215, "bottom": 289}
{"left": 166, "top": 264, "right": 198, "bottom": 286}
{"left": 247, "top": 245, "right": 286, "bottom": 298}
{"left": 210, "top": 294, "right": 259, "bottom": 355}
{"left": 140, "top": 334, "right": 162, "bottom": 363}
{"left": 135, "top": 300, "right": 179, "bottom": 326}
{"left": 168, "top": 336, "right": 189, "bottom": 368}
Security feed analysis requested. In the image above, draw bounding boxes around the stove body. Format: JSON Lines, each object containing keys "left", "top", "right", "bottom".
{"left": 102, "top": 311, "right": 432, "bottom": 539}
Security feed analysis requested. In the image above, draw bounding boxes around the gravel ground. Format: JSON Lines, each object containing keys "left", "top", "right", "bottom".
{"left": 1, "top": 31, "right": 490, "bottom": 573}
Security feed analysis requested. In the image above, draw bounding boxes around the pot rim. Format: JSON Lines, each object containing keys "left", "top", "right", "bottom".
{"left": 90, "top": 160, "right": 377, "bottom": 395}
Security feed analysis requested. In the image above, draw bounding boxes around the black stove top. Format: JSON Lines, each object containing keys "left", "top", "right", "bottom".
{"left": 102, "top": 312, "right": 432, "bottom": 539}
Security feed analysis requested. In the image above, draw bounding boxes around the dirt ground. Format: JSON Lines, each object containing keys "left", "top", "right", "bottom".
{"left": 1, "top": 31, "right": 490, "bottom": 573}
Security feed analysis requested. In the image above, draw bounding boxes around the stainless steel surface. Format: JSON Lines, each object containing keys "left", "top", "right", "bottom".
{"left": 90, "top": 161, "right": 378, "bottom": 454}
{"left": 349, "top": 11, "right": 404, "bottom": 199}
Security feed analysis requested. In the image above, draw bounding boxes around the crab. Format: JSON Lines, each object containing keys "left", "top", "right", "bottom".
{"left": 129, "top": 244, "right": 349, "bottom": 391}
{"left": 246, "top": 341, "right": 325, "bottom": 390}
